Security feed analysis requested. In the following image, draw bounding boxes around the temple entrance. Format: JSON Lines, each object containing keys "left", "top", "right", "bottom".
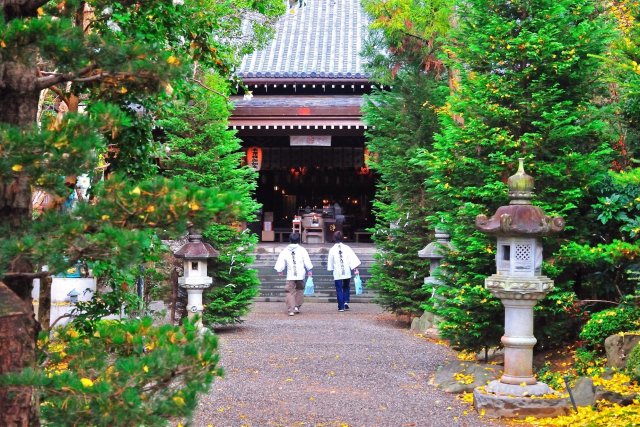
{"left": 244, "top": 136, "right": 375, "bottom": 242}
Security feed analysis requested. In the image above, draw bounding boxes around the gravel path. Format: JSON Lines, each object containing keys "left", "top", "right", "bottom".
{"left": 193, "top": 302, "right": 506, "bottom": 427}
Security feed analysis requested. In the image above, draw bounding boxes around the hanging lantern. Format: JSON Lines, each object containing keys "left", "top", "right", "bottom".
{"left": 246, "top": 146, "right": 262, "bottom": 171}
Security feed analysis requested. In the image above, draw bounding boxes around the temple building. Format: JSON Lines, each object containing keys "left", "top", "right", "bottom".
{"left": 231, "top": 0, "right": 381, "bottom": 243}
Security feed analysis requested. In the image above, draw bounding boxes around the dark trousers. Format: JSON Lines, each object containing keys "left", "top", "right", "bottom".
{"left": 334, "top": 278, "right": 351, "bottom": 310}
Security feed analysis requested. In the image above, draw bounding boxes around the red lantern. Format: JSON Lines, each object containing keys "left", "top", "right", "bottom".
{"left": 246, "top": 146, "right": 262, "bottom": 171}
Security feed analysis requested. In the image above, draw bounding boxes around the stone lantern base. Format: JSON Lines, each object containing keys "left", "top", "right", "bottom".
{"left": 178, "top": 282, "right": 211, "bottom": 330}
{"left": 473, "top": 381, "right": 571, "bottom": 418}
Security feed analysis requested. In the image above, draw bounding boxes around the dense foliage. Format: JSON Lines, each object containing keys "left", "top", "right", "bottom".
{"left": 364, "top": 0, "right": 636, "bottom": 349}
{"left": 579, "top": 294, "right": 640, "bottom": 351}
{"left": 158, "top": 73, "right": 261, "bottom": 325}
{"left": 0, "top": 0, "right": 284, "bottom": 423}
{"left": 361, "top": 0, "right": 451, "bottom": 316}
{"left": 363, "top": 73, "right": 448, "bottom": 315}
{"left": 1, "top": 317, "right": 221, "bottom": 426}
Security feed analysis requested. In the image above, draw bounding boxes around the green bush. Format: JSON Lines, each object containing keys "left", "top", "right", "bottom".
{"left": 574, "top": 347, "right": 606, "bottom": 377}
{"left": 1, "top": 317, "right": 221, "bottom": 426}
{"left": 536, "top": 362, "right": 565, "bottom": 390}
{"left": 626, "top": 344, "right": 640, "bottom": 382}
{"left": 579, "top": 305, "right": 640, "bottom": 351}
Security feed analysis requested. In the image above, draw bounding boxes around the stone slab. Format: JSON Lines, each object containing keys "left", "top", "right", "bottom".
{"left": 474, "top": 385, "right": 571, "bottom": 418}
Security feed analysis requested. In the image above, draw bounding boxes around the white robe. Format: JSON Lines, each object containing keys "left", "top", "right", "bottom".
{"left": 274, "top": 244, "right": 313, "bottom": 281}
{"left": 327, "top": 243, "right": 361, "bottom": 280}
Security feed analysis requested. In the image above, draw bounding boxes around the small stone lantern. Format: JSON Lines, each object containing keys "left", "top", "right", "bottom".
{"left": 474, "top": 159, "right": 568, "bottom": 418}
{"left": 418, "top": 228, "right": 453, "bottom": 287}
{"left": 411, "top": 228, "right": 454, "bottom": 334}
{"left": 174, "top": 233, "right": 219, "bottom": 329}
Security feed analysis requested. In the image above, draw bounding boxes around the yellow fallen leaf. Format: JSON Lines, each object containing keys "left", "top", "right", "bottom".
{"left": 80, "top": 378, "right": 94, "bottom": 388}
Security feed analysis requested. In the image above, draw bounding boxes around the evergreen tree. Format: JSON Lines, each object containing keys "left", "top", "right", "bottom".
{"left": 363, "top": 74, "right": 448, "bottom": 315}
{"left": 555, "top": 1, "right": 640, "bottom": 303}
{"left": 0, "top": 1, "right": 283, "bottom": 423}
{"left": 158, "top": 74, "right": 260, "bottom": 325}
{"left": 421, "top": 0, "right": 617, "bottom": 351}
{"left": 361, "top": 0, "right": 451, "bottom": 316}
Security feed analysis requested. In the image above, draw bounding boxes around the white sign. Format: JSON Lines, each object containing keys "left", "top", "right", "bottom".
{"left": 290, "top": 135, "right": 331, "bottom": 146}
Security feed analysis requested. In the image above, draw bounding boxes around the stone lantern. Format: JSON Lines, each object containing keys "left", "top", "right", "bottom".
{"left": 418, "top": 228, "right": 453, "bottom": 287}
{"left": 411, "top": 228, "right": 453, "bottom": 334}
{"left": 174, "top": 233, "right": 219, "bottom": 329}
{"left": 473, "top": 159, "right": 569, "bottom": 418}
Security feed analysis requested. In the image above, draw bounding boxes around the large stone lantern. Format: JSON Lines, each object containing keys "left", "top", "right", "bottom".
{"left": 174, "top": 233, "right": 219, "bottom": 329}
{"left": 473, "top": 159, "right": 569, "bottom": 418}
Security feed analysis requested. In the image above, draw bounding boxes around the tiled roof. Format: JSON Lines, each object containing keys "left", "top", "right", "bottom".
{"left": 238, "top": 0, "right": 370, "bottom": 80}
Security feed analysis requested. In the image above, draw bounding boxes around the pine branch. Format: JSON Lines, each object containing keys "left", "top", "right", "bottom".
{"left": 3, "top": 271, "right": 50, "bottom": 279}
{"left": 37, "top": 64, "right": 97, "bottom": 90}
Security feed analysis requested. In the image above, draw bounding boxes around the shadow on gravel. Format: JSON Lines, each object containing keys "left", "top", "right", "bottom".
{"left": 373, "top": 312, "right": 413, "bottom": 330}
{"left": 211, "top": 325, "right": 246, "bottom": 335}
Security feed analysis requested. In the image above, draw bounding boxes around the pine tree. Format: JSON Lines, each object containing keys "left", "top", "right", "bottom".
{"left": 422, "top": 0, "right": 617, "bottom": 351}
{"left": 0, "top": 1, "right": 284, "bottom": 423}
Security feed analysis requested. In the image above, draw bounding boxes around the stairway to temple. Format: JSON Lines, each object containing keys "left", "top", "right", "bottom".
{"left": 251, "top": 243, "right": 377, "bottom": 303}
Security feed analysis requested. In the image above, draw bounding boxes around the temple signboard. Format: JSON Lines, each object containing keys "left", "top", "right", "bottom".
{"left": 290, "top": 135, "right": 331, "bottom": 147}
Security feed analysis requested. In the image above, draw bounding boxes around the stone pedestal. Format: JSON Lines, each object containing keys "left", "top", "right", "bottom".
{"left": 178, "top": 282, "right": 210, "bottom": 329}
{"left": 500, "top": 296, "right": 541, "bottom": 385}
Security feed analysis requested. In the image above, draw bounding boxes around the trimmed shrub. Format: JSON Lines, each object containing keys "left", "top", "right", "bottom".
{"left": 579, "top": 306, "right": 640, "bottom": 351}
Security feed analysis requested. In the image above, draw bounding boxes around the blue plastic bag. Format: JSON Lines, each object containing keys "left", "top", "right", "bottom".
{"left": 304, "top": 276, "right": 315, "bottom": 296}
{"left": 354, "top": 274, "right": 363, "bottom": 295}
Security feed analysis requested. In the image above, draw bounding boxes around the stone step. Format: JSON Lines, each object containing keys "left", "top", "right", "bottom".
{"left": 254, "top": 296, "right": 375, "bottom": 303}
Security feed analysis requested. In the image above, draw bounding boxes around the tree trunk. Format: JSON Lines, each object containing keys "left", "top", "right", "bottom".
{"left": 0, "top": 58, "right": 43, "bottom": 426}
{"left": 0, "top": 61, "right": 40, "bottom": 126}
{"left": 0, "top": 282, "right": 39, "bottom": 427}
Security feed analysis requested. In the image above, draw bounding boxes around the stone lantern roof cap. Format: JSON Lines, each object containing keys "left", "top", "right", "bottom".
{"left": 174, "top": 233, "right": 219, "bottom": 259}
{"left": 507, "top": 158, "right": 535, "bottom": 201}
{"left": 475, "top": 159, "right": 564, "bottom": 237}
{"left": 418, "top": 228, "right": 453, "bottom": 259}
